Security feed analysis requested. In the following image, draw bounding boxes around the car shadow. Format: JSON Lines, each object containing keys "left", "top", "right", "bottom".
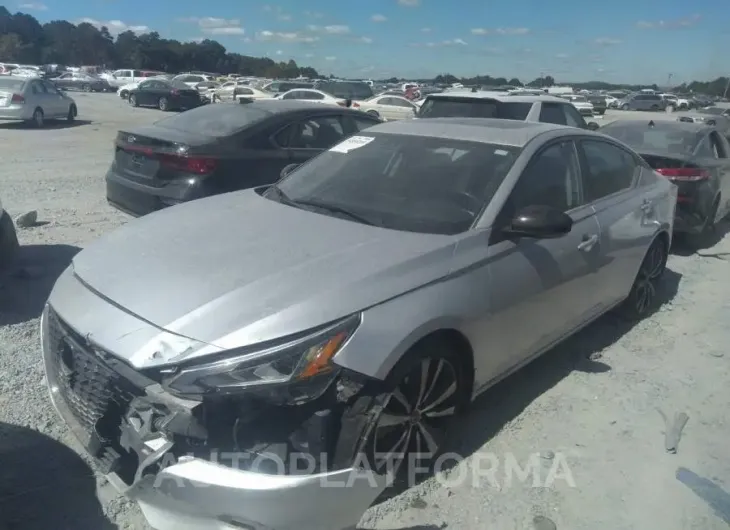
{"left": 0, "top": 423, "right": 117, "bottom": 530}
{"left": 376, "top": 267, "right": 682, "bottom": 502}
{"left": 0, "top": 120, "right": 92, "bottom": 130}
{"left": 676, "top": 467, "right": 730, "bottom": 524}
{"left": 671, "top": 218, "right": 730, "bottom": 256}
{"left": 0, "top": 244, "right": 81, "bottom": 326}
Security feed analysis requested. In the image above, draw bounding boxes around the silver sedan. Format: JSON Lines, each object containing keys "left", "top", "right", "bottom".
{"left": 42, "top": 118, "right": 677, "bottom": 530}
{"left": 0, "top": 76, "right": 78, "bottom": 127}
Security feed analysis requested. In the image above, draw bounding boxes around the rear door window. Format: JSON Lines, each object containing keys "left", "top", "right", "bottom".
{"left": 539, "top": 102, "right": 567, "bottom": 125}
{"left": 579, "top": 140, "right": 637, "bottom": 202}
{"left": 562, "top": 104, "right": 587, "bottom": 128}
{"left": 288, "top": 116, "right": 346, "bottom": 149}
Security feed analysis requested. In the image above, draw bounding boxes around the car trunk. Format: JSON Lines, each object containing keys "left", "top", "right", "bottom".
{"left": 113, "top": 125, "right": 217, "bottom": 186}
{"left": 638, "top": 152, "right": 709, "bottom": 203}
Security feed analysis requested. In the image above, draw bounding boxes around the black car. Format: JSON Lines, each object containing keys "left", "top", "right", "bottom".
{"left": 586, "top": 95, "right": 607, "bottom": 115}
{"left": 106, "top": 100, "right": 383, "bottom": 216}
{"left": 128, "top": 79, "right": 201, "bottom": 111}
{"left": 313, "top": 80, "right": 374, "bottom": 100}
{"left": 600, "top": 119, "right": 730, "bottom": 242}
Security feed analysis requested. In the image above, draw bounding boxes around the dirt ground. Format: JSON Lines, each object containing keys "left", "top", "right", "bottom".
{"left": 0, "top": 93, "right": 728, "bottom": 530}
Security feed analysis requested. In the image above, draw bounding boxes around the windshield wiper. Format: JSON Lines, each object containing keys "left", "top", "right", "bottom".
{"left": 267, "top": 184, "right": 297, "bottom": 205}
{"left": 291, "top": 199, "right": 378, "bottom": 226}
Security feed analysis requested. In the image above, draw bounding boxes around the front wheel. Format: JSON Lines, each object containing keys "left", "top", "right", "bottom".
{"left": 358, "top": 340, "right": 467, "bottom": 480}
{"left": 616, "top": 237, "right": 667, "bottom": 320}
{"left": 30, "top": 108, "right": 44, "bottom": 128}
{"left": 621, "top": 104, "right": 629, "bottom": 110}
{"left": 119, "top": 90, "right": 129, "bottom": 99}
{"left": 81, "top": 84, "right": 91, "bottom": 92}
{"left": 128, "top": 94, "right": 138, "bottom": 107}
{"left": 67, "top": 104, "right": 77, "bottom": 122}
{"left": 366, "top": 110, "right": 380, "bottom": 118}
{"left": 158, "top": 97, "right": 169, "bottom": 111}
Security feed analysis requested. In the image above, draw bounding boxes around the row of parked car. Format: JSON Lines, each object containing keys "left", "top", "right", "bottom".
{"left": 37, "top": 85, "right": 730, "bottom": 530}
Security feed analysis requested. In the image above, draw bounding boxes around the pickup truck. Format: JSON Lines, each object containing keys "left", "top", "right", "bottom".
{"left": 106, "top": 69, "right": 148, "bottom": 89}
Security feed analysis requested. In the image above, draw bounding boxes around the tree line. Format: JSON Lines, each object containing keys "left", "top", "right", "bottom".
{"left": 0, "top": 6, "right": 320, "bottom": 79}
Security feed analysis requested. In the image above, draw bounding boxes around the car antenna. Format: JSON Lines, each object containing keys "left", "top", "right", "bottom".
{"left": 648, "top": 120, "right": 655, "bottom": 128}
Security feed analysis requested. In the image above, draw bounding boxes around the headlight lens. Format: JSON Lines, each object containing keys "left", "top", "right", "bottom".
{"left": 163, "top": 314, "right": 360, "bottom": 397}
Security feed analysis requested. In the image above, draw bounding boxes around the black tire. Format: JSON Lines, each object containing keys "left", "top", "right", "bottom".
{"left": 616, "top": 236, "right": 668, "bottom": 320}
{"left": 158, "top": 97, "right": 169, "bottom": 111}
{"left": 688, "top": 195, "right": 720, "bottom": 248}
{"left": 129, "top": 94, "right": 138, "bottom": 107}
{"left": 82, "top": 84, "right": 91, "bottom": 92}
{"left": 67, "top": 104, "right": 76, "bottom": 122}
{"left": 357, "top": 338, "right": 469, "bottom": 481}
{"left": 120, "top": 90, "right": 129, "bottom": 99}
{"left": 366, "top": 110, "right": 380, "bottom": 118}
{"left": 0, "top": 211, "right": 19, "bottom": 271}
{"left": 30, "top": 108, "right": 44, "bottom": 128}
{"left": 651, "top": 104, "right": 659, "bottom": 111}
{"left": 621, "top": 104, "right": 629, "bottom": 110}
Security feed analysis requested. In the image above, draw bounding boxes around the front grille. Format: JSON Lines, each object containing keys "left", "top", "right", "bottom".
{"left": 46, "top": 308, "right": 138, "bottom": 435}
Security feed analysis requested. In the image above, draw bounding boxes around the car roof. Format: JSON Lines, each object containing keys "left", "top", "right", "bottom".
{"left": 425, "top": 90, "right": 570, "bottom": 104}
{"left": 364, "top": 117, "right": 584, "bottom": 147}
{"left": 602, "top": 119, "right": 712, "bottom": 134}
{"left": 237, "top": 99, "right": 364, "bottom": 116}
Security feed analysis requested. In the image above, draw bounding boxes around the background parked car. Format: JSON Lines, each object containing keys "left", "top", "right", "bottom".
{"left": 352, "top": 94, "right": 419, "bottom": 120}
{"left": 127, "top": 79, "right": 201, "bottom": 111}
{"left": 276, "top": 88, "right": 349, "bottom": 106}
{"left": 586, "top": 94, "right": 607, "bottom": 115}
{"left": 313, "top": 80, "right": 374, "bottom": 101}
{"left": 213, "top": 81, "right": 271, "bottom": 102}
{"left": 53, "top": 72, "right": 111, "bottom": 92}
{"left": 600, "top": 119, "right": 730, "bottom": 242}
{"left": 0, "top": 76, "right": 77, "bottom": 127}
{"left": 260, "top": 80, "right": 314, "bottom": 96}
{"left": 618, "top": 93, "right": 667, "bottom": 111}
{"left": 117, "top": 75, "right": 173, "bottom": 99}
{"left": 106, "top": 100, "right": 382, "bottom": 216}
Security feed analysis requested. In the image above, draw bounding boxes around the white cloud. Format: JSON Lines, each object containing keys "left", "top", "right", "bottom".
{"left": 178, "top": 16, "right": 244, "bottom": 35}
{"left": 325, "top": 56, "right": 336, "bottom": 61}
{"left": 495, "top": 27, "right": 530, "bottom": 35}
{"left": 77, "top": 18, "right": 150, "bottom": 35}
{"left": 471, "top": 28, "right": 488, "bottom": 35}
{"left": 555, "top": 53, "right": 569, "bottom": 59}
{"left": 635, "top": 14, "right": 701, "bottom": 29}
{"left": 357, "top": 36, "right": 373, "bottom": 43}
{"left": 421, "top": 27, "right": 431, "bottom": 33}
{"left": 414, "top": 38, "right": 468, "bottom": 48}
{"left": 305, "top": 53, "right": 315, "bottom": 58}
{"left": 324, "top": 24, "right": 350, "bottom": 34}
{"left": 398, "top": 0, "right": 420, "bottom": 6}
{"left": 371, "top": 14, "right": 387, "bottom": 22}
{"left": 276, "top": 50, "right": 283, "bottom": 55}
{"left": 304, "top": 11, "right": 324, "bottom": 19}
{"left": 18, "top": 2, "right": 47, "bottom": 10}
{"left": 594, "top": 37, "right": 622, "bottom": 45}
{"left": 255, "top": 30, "right": 319, "bottom": 43}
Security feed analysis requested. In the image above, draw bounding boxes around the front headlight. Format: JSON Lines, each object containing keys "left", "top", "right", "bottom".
{"left": 163, "top": 314, "right": 360, "bottom": 398}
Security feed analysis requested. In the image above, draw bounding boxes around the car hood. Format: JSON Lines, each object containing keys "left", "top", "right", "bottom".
{"left": 71, "top": 190, "right": 456, "bottom": 351}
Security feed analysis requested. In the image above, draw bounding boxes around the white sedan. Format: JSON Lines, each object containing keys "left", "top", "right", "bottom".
{"left": 276, "top": 88, "right": 348, "bottom": 106}
{"left": 352, "top": 94, "right": 418, "bottom": 120}
{"left": 564, "top": 95, "right": 595, "bottom": 117}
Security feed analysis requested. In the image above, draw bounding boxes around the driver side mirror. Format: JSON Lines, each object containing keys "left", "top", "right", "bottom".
{"left": 586, "top": 122, "right": 600, "bottom": 131}
{"left": 502, "top": 205, "right": 573, "bottom": 239}
{"left": 280, "top": 163, "right": 300, "bottom": 179}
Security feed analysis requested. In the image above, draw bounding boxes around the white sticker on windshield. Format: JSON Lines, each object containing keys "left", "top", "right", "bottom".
{"left": 495, "top": 149, "right": 509, "bottom": 156}
{"left": 329, "top": 136, "right": 375, "bottom": 153}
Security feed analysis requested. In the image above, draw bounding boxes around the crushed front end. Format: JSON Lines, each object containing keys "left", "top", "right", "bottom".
{"left": 41, "top": 303, "right": 388, "bottom": 530}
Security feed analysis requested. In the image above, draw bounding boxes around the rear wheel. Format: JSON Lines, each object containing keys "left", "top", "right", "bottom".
{"left": 30, "top": 108, "right": 44, "bottom": 128}
{"left": 366, "top": 110, "right": 380, "bottom": 118}
{"left": 120, "top": 90, "right": 129, "bottom": 99}
{"left": 82, "top": 84, "right": 91, "bottom": 92}
{"left": 0, "top": 211, "right": 19, "bottom": 270}
{"left": 67, "top": 104, "right": 76, "bottom": 122}
{"left": 617, "top": 237, "right": 667, "bottom": 320}
{"left": 689, "top": 195, "right": 720, "bottom": 248}
{"left": 651, "top": 104, "right": 659, "bottom": 111}
{"left": 158, "top": 97, "right": 169, "bottom": 111}
{"left": 621, "top": 103, "right": 629, "bottom": 110}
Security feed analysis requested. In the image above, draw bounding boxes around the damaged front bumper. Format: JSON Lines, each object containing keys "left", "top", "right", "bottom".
{"left": 41, "top": 298, "right": 388, "bottom": 530}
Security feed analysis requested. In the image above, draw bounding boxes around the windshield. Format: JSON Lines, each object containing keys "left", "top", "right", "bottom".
{"left": 601, "top": 122, "right": 699, "bottom": 154}
{"left": 418, "top": 96, "right": 532, "bottom": 120}
{"left": 0, "top": 78, "right": 24, "bottom": 91}
{"left": 572, "top": 96, "right": 588, "bottom": 102}
{"left": 155, "top": 103, "right": 269, "bottom": 136}
{"left": 269, "top": 132, "right": 520, "bottom": 235}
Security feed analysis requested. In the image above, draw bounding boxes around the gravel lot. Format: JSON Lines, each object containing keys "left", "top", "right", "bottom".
{"left": 1, "top": 94, "right": 728, "bottom": 530}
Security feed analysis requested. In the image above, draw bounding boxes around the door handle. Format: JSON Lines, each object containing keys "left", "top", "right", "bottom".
{"left": 577, "top": 234, "right": 598, "bottom": 251}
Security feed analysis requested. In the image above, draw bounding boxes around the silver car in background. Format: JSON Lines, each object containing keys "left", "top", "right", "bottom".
{"left": 0, "top": 76, "right": 78, "bottom": 127}
{"left": 42, "top": 118, "right": 677, "bottom": 530}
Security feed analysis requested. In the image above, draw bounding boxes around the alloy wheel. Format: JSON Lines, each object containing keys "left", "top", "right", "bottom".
{"left": 632, "top": 241, "right": 666, "bottom": 315}
{"left": 372, "top": 357, "right": 459, "bottom": 474}
{"left": 33, "top": 109, "right": 44, "bottom": 128}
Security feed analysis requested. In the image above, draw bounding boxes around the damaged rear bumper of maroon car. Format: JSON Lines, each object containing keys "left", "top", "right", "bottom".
{"left": 40, "top": 271, "right": 390, "bottom": 530}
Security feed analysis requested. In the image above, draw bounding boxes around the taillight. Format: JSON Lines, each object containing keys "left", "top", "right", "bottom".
{"left": 158, "top": 154, "right": 217, "bottom": 175}
{"left": 170, "top": 89, "right": 179, "bottom": 95}
{"left": 352, "top": 102, "right": 360, "bottom": 108}
{"left": 656, "top": 168, "right": 710, "bottom": 181}
{"left": 10, "top": 94, "right": 24, "bottom": 104}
